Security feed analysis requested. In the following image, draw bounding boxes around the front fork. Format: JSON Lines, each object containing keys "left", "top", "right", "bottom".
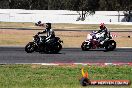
{"left": 84, "top": 40, "right": 92, "bottom": 49}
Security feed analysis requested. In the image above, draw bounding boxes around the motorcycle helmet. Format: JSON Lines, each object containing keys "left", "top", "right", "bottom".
{"left": 38, "top": 21, "right": 41, "bottom": 24}
{"left": 46, "top": 23, "right": 51, "bottom": 29}
{"left": 100, "top": 23, "right": 105, "bottom": 29}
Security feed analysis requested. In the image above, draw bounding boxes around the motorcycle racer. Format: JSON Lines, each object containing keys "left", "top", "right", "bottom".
{"left": 96, "top": 23, "right": 110, "bottom": 45}
{"left": 37, "top": 23, "right": 55, "bottom": 42}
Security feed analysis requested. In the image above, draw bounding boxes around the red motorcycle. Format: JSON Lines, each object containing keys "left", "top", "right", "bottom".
{"left": 81, "top": 31, "right": 116, "bottom": 51}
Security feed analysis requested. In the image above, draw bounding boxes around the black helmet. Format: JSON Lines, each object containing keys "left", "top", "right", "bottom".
{"left": 38, "top": 21, "right": 41, "bottom": 24}
{"left": 46, "top": 23, "right": 51, "bottom": 29}
{"left": 46, "top": 23, "right": 51, "bottom": 26}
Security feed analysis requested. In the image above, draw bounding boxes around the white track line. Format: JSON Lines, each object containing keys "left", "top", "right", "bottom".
{"left": 5, "top": 62, "right": 131, "bottom": 66}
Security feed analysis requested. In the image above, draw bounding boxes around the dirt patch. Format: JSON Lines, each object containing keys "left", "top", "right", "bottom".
{"left": 0, "top": 29, "right": 132, "bottom": 47}
{"left": 1, "top": 22, "right": 132, "bottom": 30}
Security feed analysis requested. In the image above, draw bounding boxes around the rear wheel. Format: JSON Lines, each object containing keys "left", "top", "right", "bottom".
{"left": 104, "top": 40, "right": 116, "bottom": 51}
{"left": 25, "top": 42, "right": 36, "bottom": 53}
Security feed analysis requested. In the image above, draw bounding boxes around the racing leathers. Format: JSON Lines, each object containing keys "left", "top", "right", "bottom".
{"left": 96, "top": 27, "right": 110, "bottom": 44}
{"left": 38, "top": 28, "right": 55, "bottom": 43}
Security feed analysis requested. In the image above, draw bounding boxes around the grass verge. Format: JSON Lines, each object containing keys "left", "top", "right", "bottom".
{"left": 0, "top": 64, "right": 131, "bottom": 88}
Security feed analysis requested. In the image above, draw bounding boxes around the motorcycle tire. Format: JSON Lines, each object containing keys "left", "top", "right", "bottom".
{"left": 104, "top": 40, "right": 116, "bottom": 51}
{"left": 25, "top": 42, "right": 36, "bottom": 53}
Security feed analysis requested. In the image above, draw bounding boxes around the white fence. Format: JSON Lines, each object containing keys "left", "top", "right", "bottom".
{"left": 0, "top": 9, "right": 131, "bottom": 24}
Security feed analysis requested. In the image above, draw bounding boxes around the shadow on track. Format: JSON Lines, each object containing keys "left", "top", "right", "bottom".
{"left": 39, "top": 52, "right": 62, "bottom": 54}
{"left": 81, "top": 48, "right": 132, "bottom": 52}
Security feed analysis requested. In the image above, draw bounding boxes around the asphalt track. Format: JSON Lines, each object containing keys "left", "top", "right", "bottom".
{"left": 0, "top": 47, "right": 132, "bottom": 64}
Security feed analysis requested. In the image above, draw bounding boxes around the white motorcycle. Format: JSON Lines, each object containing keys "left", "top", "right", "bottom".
{"left": 81, "top": 31, "right": 116, "bottom": 51}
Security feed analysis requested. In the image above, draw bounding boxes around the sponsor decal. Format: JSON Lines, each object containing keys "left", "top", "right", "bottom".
{"left": 80, "top": 68, "right": 131, "bottom": 86}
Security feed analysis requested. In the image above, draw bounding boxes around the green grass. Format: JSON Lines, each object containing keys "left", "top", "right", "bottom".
{"left": 0, "top": 65, "right": 131, "bottom": 88}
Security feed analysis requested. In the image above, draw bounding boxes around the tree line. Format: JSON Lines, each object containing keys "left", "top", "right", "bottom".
{"left": 0, "top": 0, "right": 131, "bottom": 11}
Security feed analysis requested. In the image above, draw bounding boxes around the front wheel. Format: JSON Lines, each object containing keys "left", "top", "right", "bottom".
{"left": 81, "top": 41, "right": 91, "bottom": 51}
{"left": 25, "top": 42, "right": 36, "bottom": 53}
{"left": 104, "top": 40, "right": 116, "bottom": 51}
